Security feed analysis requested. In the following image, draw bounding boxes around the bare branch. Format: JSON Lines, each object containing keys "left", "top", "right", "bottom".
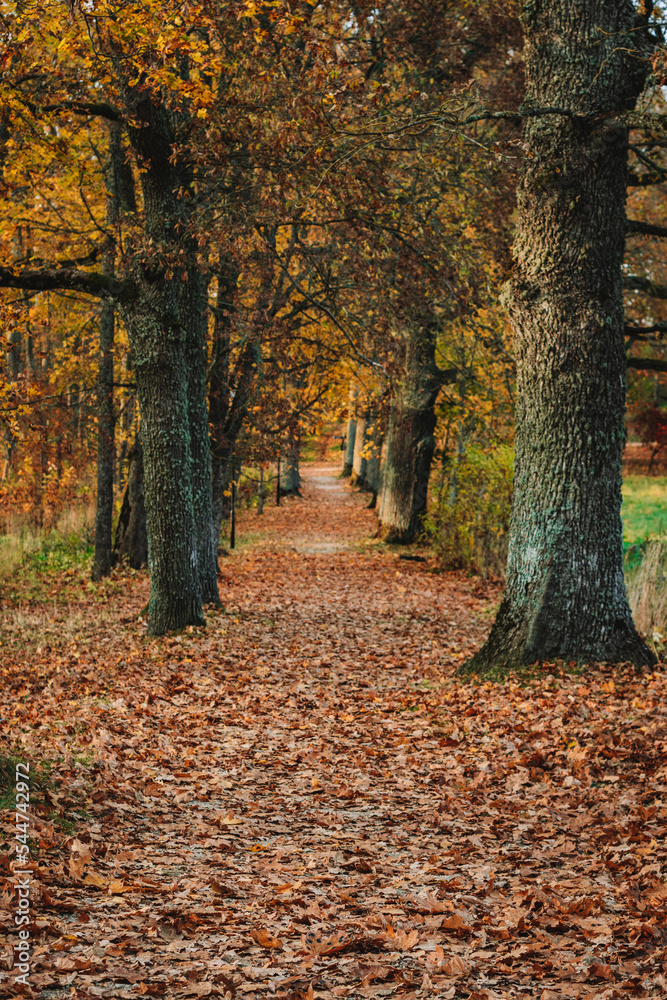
{"left": 0, "top": 265, "right": 136, "bottom": 300}
{"left": 41, "top": 100, "right": 122, "bottom": 121}
{"left": 627, "top": 357, "right": 667, "bottom": 373}
{"left": 624, "top": 275, "right": 667, "bottom": 299}
{"left": 625, "top": 323, "right": 667, "bottom": 338}
{"left": 627, "top": 171, "right": 666, "bottom": 187}
{"left": 627, "top": 220, "right": 667, "bottom": 238}
{"left": 12, "top": 247, "right": 104, "bottom": 270}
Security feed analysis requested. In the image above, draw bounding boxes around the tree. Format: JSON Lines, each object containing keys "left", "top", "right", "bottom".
{"left": 466, "top": 0, "right": 659, "bottom": 674}
{"left": 378, "top": 324, "right": 456, "bottom": 542}
{"left": 112, "top": 435, "right": 148, "bottom": 569}
{"left": 0, "top": 0, "right": 228, "bottom": 632}
{"left": 92, "top": 124, "right": 136, "bottom": 582}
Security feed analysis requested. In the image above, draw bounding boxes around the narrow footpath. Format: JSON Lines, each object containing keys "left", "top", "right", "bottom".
{"left": 1, "top": 466, "right": 666, "bottom": 1000}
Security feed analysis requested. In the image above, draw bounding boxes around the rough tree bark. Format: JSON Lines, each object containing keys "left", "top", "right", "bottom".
{"left": 210, "top": 258, "right": 238, "bottom": 552}
{"left": 280, "top": 426, "right": 302, "bottom": 497}
{"left": 91, "top": 289, "right": 115, "bottom": 581}
{"left": 351, "top": 409, "right": 369, "bottom": 487}
{"left": 121, "top": 92, "right": 206, "bottom": 635}
{"left": 364, "top": 415, "right": 384, "bottom": 507}
{"left": 464, "top": 0, "right": 657, "bottom": 674}
{"left": 112, "top": 436, "right": 148, "bottom": 570}
{"left": 209, "top": 258, "right": 262, "bottom": 555}
{"left": 342, "top": 384, "right": 358, "bottom": 478}
{"left": 121, "top": 293, "right": 205, "bottom": 634}
{"left": 378, "top": 325, "right": 454, "bottom": 543}
{"left": 182, "top": 264, "right": 220, "bottom": 605}
{"left": 93, "top": 123, "right": 135, "bottom": 582}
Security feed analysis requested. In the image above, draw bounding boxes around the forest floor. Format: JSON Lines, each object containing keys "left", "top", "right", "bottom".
{"left": 1, "top": 464, "right": 667, "bottom": 1000}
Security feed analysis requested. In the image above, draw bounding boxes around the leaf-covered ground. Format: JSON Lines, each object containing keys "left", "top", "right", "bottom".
{"left": 1, "top": 466, "right": 666, "bottom": 1000}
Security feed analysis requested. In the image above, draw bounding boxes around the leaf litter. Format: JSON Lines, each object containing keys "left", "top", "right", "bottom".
{"left": 1, "top": 465, "right": 667, "bottom": 999}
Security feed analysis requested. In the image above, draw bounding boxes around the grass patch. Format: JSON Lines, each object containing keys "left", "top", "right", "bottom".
{"left": 24, "top": 530, "right": 93, "bottom": 573}
{"left": 0, "top": 504, "right": 95, "bottom": 583}
{"left": 625, "top": 537, "right": 667, "bottom": 649}
{"left": 0, "top": 752, "right": 95, "bottom": 839}
{"left": 622, "top": 476, "right": 667, "bottom": 543}
{"left": 0, "top": 754, "right": 51, "bottom": 811}
{"left": 224, "top": 529, "right": 266, "bottom": 553}
{"left": 0, "top": 754, "right": 17, "bottom": 810}
{"left": 621, "top": 478, "right": 667, "bottom": 648}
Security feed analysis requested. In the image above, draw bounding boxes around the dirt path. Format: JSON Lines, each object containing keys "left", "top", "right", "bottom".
{"left": 1, "top": 467, "right": 667, "bottom": 999}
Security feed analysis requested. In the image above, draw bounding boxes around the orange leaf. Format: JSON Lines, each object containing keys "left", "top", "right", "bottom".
{"left": 81, "top": 871, "right": 107, "bottom": 889}
{"left": 441, "top": 955, "right": 469, "bottom": 977}
{"left": 251, "top": 928, "right": 282, "bottom": 949}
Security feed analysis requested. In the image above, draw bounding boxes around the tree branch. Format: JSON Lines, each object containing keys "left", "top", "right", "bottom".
{"left": 459, "top": 105, "right": 576, "bottom": 126}
{"left": 13, "top": 247, "right": 104, "bottom": 270}
{"left": 627, "top": 171, "right": 666, "bottom": 187}
{"left": 434, "top": 365, "right": 459, "bottom": 386}
{"left": 0, "top": 265, "right": 136, "bottom": 301}
{"left": 41, "top": 100, "right": 122, "bottom": 121}
{"left": 625, "top": 323, "right": 667, "bottom": 338}
{"left": 627, "top": 357, "right": 667, "bottom": 373}
{"left": 627, "top": 220, "right": 667, "bottom": 238}
{"left": 624, "top": 275, "right": 667, "bottom": 299}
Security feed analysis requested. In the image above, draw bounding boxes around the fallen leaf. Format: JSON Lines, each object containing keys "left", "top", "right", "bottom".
{"left": 441, "top": 955, "right": 469, "bottom": 977}
{"left": 250, "top": 928, "right": 282, "bottom": 949}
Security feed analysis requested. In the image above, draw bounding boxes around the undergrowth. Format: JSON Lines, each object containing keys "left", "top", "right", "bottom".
{"left": 0, "top": 751, "right": 94, "bottom": 839}
{"left": 426, "top": 445, "right": 513, "bottom": 578}
{"left": 0, "top": 753, "right": 50, "bottom": 813}
{"left": 0, "top": 504, "right": 95, "bottom": 581}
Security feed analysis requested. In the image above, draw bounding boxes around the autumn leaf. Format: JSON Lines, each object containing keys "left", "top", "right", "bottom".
{"left": 394, "top": 928, "right": 419, "bottom": 950}
{"left": 250, "top": 928, "right": 282, "bottom": 949}
{"left": 214, "top": 812, "right": 244, "bottom": 826}
{"left": 68, "top": 855, "right": 88, "bottom": 880}
{"left": 81, "top": 871, "right": 107, "bottom": 889}
{"left": 107, "top": 878, "right": 132, "bottom": 894}
{"left": 440, "top": 913, "right": 469, "bottom": 933}
{"left": 440, "top": 955, "right": 469, "bottom": 978}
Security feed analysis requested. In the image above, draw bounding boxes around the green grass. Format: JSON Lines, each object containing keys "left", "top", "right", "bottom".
{"left": 0, "top": 754, "right": 52, "bottom": 811}
{"left": 0, "top": 753, "right": 95, "bottom": 838}
{"left": 0, "top": 755, "right": 17, "bottom": 810}
{"left": 621, "top": 478, "right": 667, "bottom": 643}
{"left": 622, "top": 476, "right": 667, "bottom": 543}
{"left": 0, "top": 504, "right": 95, "bottom": 581}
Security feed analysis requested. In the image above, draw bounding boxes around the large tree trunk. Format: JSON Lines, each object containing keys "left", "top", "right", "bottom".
{"left": 120, "top": 90, "right": 208, "bottom": 634}
{"left": 211, "top": 450, "right": 234, "bottom": 554}
{"left": 112, "top": 435, "right": 148, "bottom": 570}
{"left": 209, "top": 258, "right": 263, "bottom": 555}
{"left": 351, "top": 410, "right": 369, "bottom": 487}
{"left": 182, "top": 265, "right": 220, "bottom": 605}
{"left": 210, "top": 259, "right": 238, "bottom": 555}
{"left": 365, "top": 415, "right": 383, "bottom": 507}
{"left": 92, "top": 293, "right": 115, "bottom": 581}
{"left": 342, "top": 384, "right": 358, "bottom": 478}
{"left": 378, "top": 326, "right": 444, "bottom": 543}
{"left": 121, "top": 296, "right": 205, "bottom": 635}
{"left": 93, "top": 123, "right": 130, "bottom": 582}
{"left": 280, "top": 426, "right": 301, "bottom": 496}
{"left": 465, "top": 0, "right": 656, "bottom": 674}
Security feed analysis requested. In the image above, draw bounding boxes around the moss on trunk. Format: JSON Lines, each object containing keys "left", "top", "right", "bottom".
{"left": 462, "top": 0, "right": 656, "bottom": 675}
